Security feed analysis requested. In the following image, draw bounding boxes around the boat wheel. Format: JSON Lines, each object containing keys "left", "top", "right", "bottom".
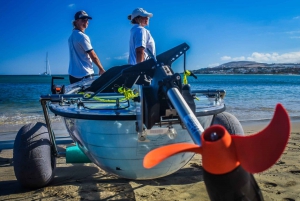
{"left": 13, "top": 122, "right": 56, "bottom": 188}
{"left": 212, "top": 112, "right": 244, "bottom": 135}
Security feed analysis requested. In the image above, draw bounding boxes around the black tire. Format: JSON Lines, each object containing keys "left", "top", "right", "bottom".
{"left": 212, "top": 112, "right": 244, "bottom": 136}
{"left": 13, "top": 122, "right": 56, "bottom": 189}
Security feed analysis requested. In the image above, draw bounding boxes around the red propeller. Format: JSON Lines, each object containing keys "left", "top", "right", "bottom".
{"left": 143, "top": 104, "right": 290, "bottom": 174}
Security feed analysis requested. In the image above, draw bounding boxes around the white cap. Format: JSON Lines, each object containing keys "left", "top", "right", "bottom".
{"left": 129, "top": 8, "right": 153, "bottom": 20}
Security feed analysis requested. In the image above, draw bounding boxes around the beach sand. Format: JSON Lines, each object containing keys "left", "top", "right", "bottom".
{"left": 0, "top": 120, "right": 299, "bottom": 201}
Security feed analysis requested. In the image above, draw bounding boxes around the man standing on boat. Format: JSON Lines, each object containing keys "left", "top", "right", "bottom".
{"left": 68, "top": 10, "right": 106, "bottom": 84}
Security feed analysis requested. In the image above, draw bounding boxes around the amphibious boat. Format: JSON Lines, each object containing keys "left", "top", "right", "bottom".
{"left": 13, "top": 43, "right": 243, "bottom": 188}
{"left": 11, "top": 43, "right": 292, "bottom": 201}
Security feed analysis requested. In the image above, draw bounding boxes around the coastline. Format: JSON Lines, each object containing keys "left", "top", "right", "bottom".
{"left": 0, "top": 120, "right": 299, "bottom": 200}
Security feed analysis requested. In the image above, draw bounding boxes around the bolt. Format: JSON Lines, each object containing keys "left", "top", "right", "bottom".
{"left": 210, "top": 132, "right": 219, "bottom": 141}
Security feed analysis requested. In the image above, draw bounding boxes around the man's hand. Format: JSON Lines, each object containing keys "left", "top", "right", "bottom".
{"left": 88, "top": 50, "right": 105, "bottom": 75}
{"left": 99, "top": 68, "right": 106, "bottom": 75}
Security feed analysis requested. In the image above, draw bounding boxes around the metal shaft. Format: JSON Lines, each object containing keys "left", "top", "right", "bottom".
{"left": 41, "top": 99, "right": 59, "bottom": 156}
{"left": 167, "top": 87, "right": 204, "bottom": 145}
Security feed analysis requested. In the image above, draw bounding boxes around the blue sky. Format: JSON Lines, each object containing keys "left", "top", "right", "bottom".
{"left": 1, "top": 0, "right": 300, "bottom": 75}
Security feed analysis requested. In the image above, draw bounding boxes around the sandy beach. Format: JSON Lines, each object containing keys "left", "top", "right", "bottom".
{"left": 0, "top": 119, "right": 299, "bottom": 201}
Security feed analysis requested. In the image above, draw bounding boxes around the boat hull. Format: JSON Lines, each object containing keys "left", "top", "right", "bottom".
{"left": 64, "top": 116, "right": 213, "bottom": 179}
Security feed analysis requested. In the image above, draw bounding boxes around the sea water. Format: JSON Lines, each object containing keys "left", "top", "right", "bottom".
{"left": 0, "top": 74, "right": 299, "bottom": 129}
{"left": 0, "top": 75, "right": 69, "bottom": 128}
{"left": 189, "top": 74, "right": 300, "bottom": 121}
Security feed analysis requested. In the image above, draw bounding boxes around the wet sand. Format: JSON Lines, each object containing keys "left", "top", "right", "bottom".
{"left": 0, "top": 120, "right": 299, "bottom": 201}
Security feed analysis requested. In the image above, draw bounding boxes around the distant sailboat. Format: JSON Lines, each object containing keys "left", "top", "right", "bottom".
{"left": 40, "top": 52, "right": 51, "bottom": 76}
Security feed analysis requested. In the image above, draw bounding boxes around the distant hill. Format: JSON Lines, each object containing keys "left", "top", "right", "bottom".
{"left": 216, "top": 61, "right": 268, "bottom": 68}
{"left": 191, "top": 61, "right": 300, "bottom": 74}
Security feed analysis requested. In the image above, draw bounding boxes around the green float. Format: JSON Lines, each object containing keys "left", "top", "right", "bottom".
{"left": 66, "top": 144, "right": 91, "bottom": 163}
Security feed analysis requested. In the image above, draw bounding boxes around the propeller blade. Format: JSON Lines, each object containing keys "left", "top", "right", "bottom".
{"left": 143, "top": 143, "right": 202, "bottom": 169}
{"left": 232, "top": 103, "right": 290, "bottom": 173}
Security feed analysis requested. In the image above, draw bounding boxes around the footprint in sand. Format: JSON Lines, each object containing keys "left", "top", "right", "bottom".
{"left": 276, "top": 160, "right": 285, "bottom": 165}
{"left": 281, "top": 198, "right": 295, "bottom": 201}
{"left": 284, "top": 181, "right": 297, "bottom": 187}
{"left": 289, "top": 170, "right": 300, "bottom": 175}
{"left": 263, "top": 182, "right": 277, "bottom": 188}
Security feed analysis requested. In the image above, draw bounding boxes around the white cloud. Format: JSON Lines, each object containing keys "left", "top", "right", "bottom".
{"left": 221, "top": 51, "right": 300, "bottom": 63}
{"left": 293, "top": 16, "right": 300, "bottom": 20}
{"left": 114, "top": 52, "right": 129, "bottom": 60}
{"left": 232, "top": 56, "right": 245, "bottom": 61}
{"left": 68, "top": 4, "right": 75, "bottom": 8}
{"left": 284, "top": 30, "right": 300, "bottom": 39}
{"left": 247, "top": 52, "right": 300, "bottom": 63}
{"left": 285, "top": 30, "right": 300, "bottom": 34}
{"left": 221, "top": 56, "right": 231, "bottom": 60}
{"left": 106, "top": 57, "right": 111, "bottom": 60}
{"left": 208, "top": 63, "right": 219, "bottom": 67}
{"left": 221, "top": 56, "right": 245, "bottom": 62}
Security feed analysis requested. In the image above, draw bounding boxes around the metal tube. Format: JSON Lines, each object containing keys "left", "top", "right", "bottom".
{"left": 184, "top": 52, "right": 186, "bottom": 72}
{"left": 136, "top": 85, "right": 144, "bottom": 132}
{"left": 167, "top": 87, "right": 204, "bottom": 145}
{"left": 41, "top": 99, "right": 59, "bottom": 157}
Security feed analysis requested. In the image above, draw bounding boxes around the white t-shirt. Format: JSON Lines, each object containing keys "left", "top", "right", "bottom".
{"left": 128, "top": 25, "right": 156, "bottom": 65}
{"left": 68, "top": 29, "right": 94, "bottom": 78}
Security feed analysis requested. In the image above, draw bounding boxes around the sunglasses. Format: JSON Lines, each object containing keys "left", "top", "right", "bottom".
{"left": 80, "top": 18, "right": 89, "bottom": 22}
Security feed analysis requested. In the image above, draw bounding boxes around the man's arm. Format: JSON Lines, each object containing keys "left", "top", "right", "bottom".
{"left": 135, "top": 47, "right": 145, "bottom": 63}
{"left": 88, "top": 50, "right": 105, "bottom": 75}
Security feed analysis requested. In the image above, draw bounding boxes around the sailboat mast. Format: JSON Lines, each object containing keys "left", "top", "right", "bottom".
{"left": 46, "top": 52, "right": 48, "bottom": 74}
